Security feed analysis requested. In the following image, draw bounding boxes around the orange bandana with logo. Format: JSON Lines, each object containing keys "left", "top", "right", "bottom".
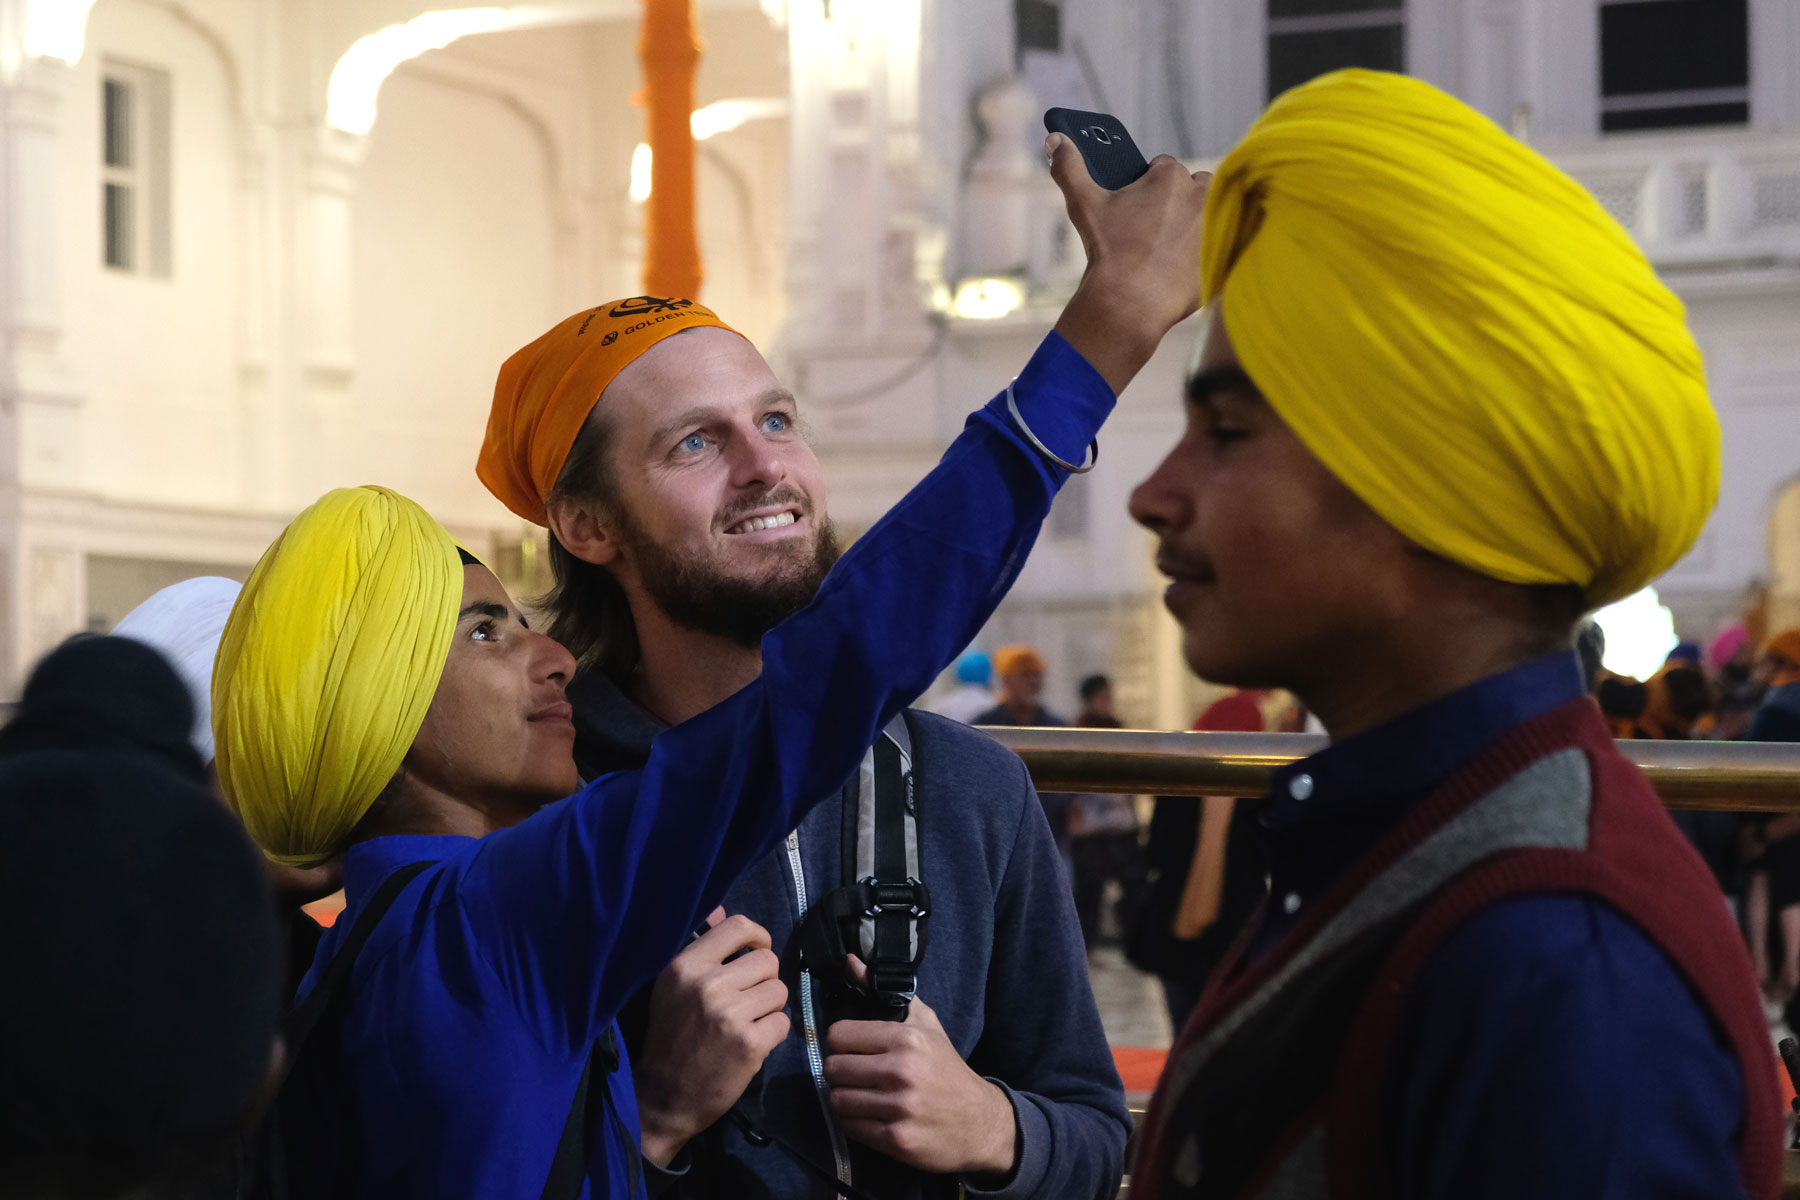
{"left": 478, "top": 296, "right": 740, "bottom": 525}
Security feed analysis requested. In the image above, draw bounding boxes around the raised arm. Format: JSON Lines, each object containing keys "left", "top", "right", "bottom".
{"left": 458, "top": 147, "right": 1212, "bottom": 1043}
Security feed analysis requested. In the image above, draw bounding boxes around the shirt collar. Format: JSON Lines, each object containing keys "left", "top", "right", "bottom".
{"left": 1255, "top": 651, "right": 1586, "bottom": 914}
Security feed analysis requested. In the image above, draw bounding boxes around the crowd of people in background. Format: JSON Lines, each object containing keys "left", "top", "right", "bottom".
{"left": 1589, "top": 617, "right": 1800, "bottom": 1037}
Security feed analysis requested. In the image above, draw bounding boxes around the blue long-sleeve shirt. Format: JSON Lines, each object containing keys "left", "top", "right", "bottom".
{"left": 1252, "top": 654, "right": 1747, "bottom": 1200}
{"left": 278, "top": 333, "right": 1116, "bottom": 1199}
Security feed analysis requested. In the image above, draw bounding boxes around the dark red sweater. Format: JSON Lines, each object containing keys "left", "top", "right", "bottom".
{"left": 1131, "top": 698, "right": 1782, "bottom": 1199}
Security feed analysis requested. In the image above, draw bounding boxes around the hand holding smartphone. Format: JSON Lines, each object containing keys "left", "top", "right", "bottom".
{"left": 1043, "top": 107, "right": 1151, "bottom": 190}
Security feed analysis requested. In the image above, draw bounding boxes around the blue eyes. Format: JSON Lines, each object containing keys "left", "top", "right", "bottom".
{"left": 674, "top": 415, "right": 791, "bottom": 455}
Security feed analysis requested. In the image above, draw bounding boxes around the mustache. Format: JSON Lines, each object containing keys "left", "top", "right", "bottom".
{"left": 717, "top": 487, "right": 812, "bottom": 530}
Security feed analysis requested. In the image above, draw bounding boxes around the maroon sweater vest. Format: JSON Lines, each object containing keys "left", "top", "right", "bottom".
{"left": 1131, "top": 699, "right": 1783, "bottom": 1200}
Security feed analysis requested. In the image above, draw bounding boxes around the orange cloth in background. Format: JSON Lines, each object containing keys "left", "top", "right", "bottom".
{"left": 1766, "top": 627, "right": 1800, "bottom": 687}
{"left": 477, "top": 297, "right": 739, "bottom": 526}
{"left": 992, "top": 645, "right": 1046, "bottom": 677}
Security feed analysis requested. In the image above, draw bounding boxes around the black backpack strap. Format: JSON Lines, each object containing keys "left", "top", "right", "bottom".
{"left": 796, "top": 717, "right": 926, "bottom": 1021}
{"left": 281, "top": 861, "right": 431, "bottom": 1051}
{"left": 540, "top": 1027, "right": 640, "bottom": 1200}
{"left": 247, "top": 861, "right": 431, "bottom": 1200}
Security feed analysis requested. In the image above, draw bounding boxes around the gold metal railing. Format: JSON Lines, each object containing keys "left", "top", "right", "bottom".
{"left": 977, "top": 727, "right": 1800, "bottom": 811}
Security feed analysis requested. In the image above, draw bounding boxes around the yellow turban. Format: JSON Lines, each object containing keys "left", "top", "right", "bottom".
{"left": 212, "top": 486, "right": 462, "bottom": 867}
{"left": 1201, "top": 69, "right": 1719, "bottom": 609}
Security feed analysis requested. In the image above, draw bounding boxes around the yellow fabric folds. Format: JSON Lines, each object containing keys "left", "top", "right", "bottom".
{"left": 1201, "top": 69, "right": 1720, "bottom": 608}
{"left": 212, "top": 486, "right": 462, "bottom": 867}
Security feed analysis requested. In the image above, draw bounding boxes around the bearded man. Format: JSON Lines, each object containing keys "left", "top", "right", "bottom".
{"left": 472, "top": 151, "right": 1203, "bottom": 1198}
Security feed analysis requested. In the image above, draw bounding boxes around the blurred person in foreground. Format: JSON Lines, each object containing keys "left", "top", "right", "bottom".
{"left": 0, "top": 637, "right": 282, "bottom": 1200}
{"left": 479, "top": 290, "right": 1130, "bottom": 1197}
{"left": 1127, "top": 69, "right": 1777, "bottom": 1199}
{"left": 1068, "top": 674, "right": 1147, "bottom": 955}
{"left": 113, "top": 576, "right": 345, "bottom": 990}
{"left": 212, "top": 144, "right": 1208, "bottom": 1198}
{"left": 933, "top": 649, "right": 998, "bottom": 724}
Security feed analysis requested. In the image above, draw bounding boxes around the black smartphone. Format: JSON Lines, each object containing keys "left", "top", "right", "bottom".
{"left": 1043, "top": 107, "right": 1151, "bottom": 190}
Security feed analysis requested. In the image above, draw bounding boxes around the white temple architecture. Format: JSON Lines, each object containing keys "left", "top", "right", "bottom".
{"left": 0, "top": 0, "right": 1795, "bottom": 720}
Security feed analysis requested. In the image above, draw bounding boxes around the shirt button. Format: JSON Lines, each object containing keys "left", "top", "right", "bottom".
{"left": 1289, "top": 773, "right": 1314, "bottom": 801}
{"left": 1282, "top": 892, "right": 1301, "bottom": 915}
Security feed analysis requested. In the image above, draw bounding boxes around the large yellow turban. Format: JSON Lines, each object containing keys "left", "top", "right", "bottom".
{"left": 212, "top": 486, "right": 463, "bottom": 867}
{"left": 1202, "top": 69, "right": 1719, "bottom": 609}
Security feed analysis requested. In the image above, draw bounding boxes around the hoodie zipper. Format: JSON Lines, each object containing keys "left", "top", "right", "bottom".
{"left": 786, "top": 829, "right": 855, "bottom": 1190}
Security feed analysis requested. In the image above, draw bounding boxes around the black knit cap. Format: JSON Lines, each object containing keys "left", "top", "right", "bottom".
{"left": 0, "top": 633, "right": 204, "bottom": 779}
{"left": 0, "top": 640, "right": 282, "bottom": 1192}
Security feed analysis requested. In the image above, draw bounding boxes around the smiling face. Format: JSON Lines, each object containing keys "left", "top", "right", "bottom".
{"left": 402, "top": 565, "right": 582, "bottom": 818}
{"left": 1128, "top": 311, "right": 1421, "bottom": 691}
{"left": 579, "top": 327, "right": 839, "bottom": 645}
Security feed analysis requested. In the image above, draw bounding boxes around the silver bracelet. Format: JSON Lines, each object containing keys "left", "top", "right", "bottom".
{"left": 1005, "top": 378, "right": 1098, "bottom": 474}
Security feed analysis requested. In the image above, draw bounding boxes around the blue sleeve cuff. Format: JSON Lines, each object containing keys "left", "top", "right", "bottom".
{"left": 983, "top": 331, "right": 1117, "bottom": 471}
{"left": 961, "top": 1078, "right": 1051, "bottom": 1198}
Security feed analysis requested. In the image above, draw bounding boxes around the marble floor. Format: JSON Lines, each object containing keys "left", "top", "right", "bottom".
{"left": 1089, "top": 944, "right": 1174, "bottom": 1053}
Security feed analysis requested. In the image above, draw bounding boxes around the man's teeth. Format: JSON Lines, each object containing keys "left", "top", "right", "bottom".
{"left": 730, "top": 512, "right": 798, "bottom": 534}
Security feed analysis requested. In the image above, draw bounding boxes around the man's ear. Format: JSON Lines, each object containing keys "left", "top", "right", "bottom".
{"left": 545, "top": 497, "right": 621, "bottom": 568}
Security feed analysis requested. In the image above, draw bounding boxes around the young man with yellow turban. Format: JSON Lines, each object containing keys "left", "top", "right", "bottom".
{"left": 214, "top": 151, "right": 1208, "bottom": 1199}
{"left": 1118, "top": 70, "right": 1779, "bottom": 1199}
{"left": 475, "top": 290, "right": 1132, "bottom": 1195}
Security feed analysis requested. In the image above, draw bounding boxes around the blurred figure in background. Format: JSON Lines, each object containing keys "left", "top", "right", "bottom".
{"left": 1702, "top": 624, "right": 1764, "bottom": 741}
{"left": 112, "top": 576, "right": 344, "bottom": 993}
{"left": 933, "top": 649, "right": 997, "bottom": 724}
{"left": 0, "top": 636, "right": 283, "bottom": 1200}
{"left": 1068, "top": 674, "right": 1147, "bottom": 956}
{"left": 976, "top": 645, "right": 1076, "bottom": 845}
{"left": 1127, "top": 690, "right": 1271, "bottom": 1030}
{"left": 1743, "top": 628, "right": 1800, "bottom": 1017}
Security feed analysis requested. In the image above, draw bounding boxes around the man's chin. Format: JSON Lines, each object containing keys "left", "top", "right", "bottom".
{"left": 1181, "top": 633, "right": 1287, "bottom": 693}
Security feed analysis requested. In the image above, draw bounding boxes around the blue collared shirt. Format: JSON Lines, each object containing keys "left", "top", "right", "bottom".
{"left": 1250, "top": 653, "right": 1748, "bottom": 1200}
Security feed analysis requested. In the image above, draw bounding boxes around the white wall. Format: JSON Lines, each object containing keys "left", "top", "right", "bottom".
{"left": 340, "top": 43, "right": 568, "bottom": 529}
{"left": 54, "top": 0, "right": 244, "bottom": 508}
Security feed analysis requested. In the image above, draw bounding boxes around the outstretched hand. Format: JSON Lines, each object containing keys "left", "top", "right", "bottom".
{"left": 1048, "top": 134, "right": 1211, "bottom": 396}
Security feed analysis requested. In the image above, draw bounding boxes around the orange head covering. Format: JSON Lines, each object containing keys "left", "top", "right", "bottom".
{"left": 1766, "top": 628, "right": 1800, "bottom": 687}
{"left": 478, "top": 297, "right": 741, "bottom": 525}
{"left": 992, "top": 645, "right": 1046, "bottom": 677}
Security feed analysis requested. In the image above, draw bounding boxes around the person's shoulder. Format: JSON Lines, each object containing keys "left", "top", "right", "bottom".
{"left": 907, "top": 709, "right": 1032, "bottom": 776}
{"left": 1411, "top": 894, "right": 1709, "bottom": 1035}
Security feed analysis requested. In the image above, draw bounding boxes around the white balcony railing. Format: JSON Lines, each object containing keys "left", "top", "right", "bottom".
{"left": 1493, "top": 129, "right": 1800, "bottom": 271}
{"left": 985, "top": 128, "right": 1800, "bottom": 311}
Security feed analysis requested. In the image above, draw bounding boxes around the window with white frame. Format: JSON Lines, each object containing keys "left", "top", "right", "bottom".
{"left": 1267, "top": 0, "right": 1405, "bottom": 102}
{"left": 100, "top": 60, "right": 172, "bottom": 276}
{"left": 1599, "top": 0, "right": 1748, "bottom": 133}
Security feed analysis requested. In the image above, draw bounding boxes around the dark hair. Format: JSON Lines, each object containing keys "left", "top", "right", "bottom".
{"left": 1078, "top": 674, "right": 1112, "bottom": 703}
{"left": 537, "top": 411, "right": 641, "bottom": 681}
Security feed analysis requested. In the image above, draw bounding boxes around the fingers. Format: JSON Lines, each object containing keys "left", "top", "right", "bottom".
{"left": 843, "top": 953, "right": 869, "bottom": 989}
{"left": 825, "top": 1017, "right": 905, "bottom": 1056}
{"left": 1046, "top": 133, "right": 1103, "bottom": 207}
{"left": 830, "top": 1088, "right": 907, "bottom": 1122}
{"left": 748, "top": 1009, "right": 791, "bottom": 1058}
{"left": 902, "top": 993, "right": 941, "bottom": 1031}
{"left": 685, "top": 913, "right": 772, "bottom": 963}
